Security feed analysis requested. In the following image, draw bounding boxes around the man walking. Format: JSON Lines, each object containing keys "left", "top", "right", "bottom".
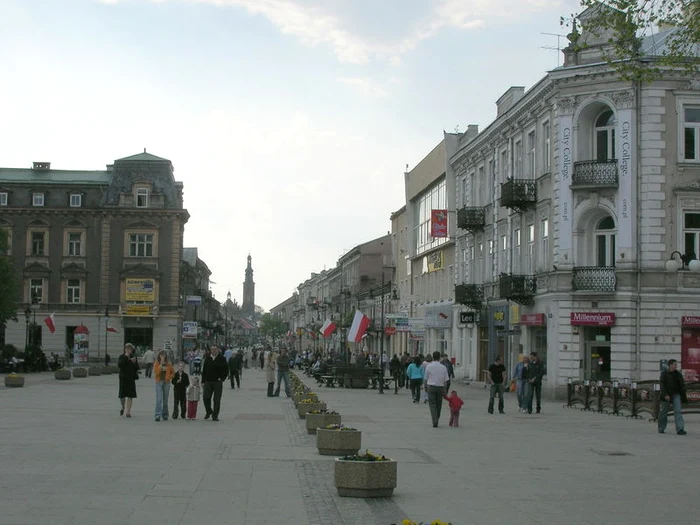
{"left": 274, "top": 347, "right": 291, "bottom": 397}
{"left": 658, "top": 359, "right": 688, "bottom": 435}
{"left": 228, "top": 350, "right": 242, "bottom": 389}
{"left": 513, "top": 355, "right": 529, "bottom": 412}
{"left": 525, "top": 352, "right": 544, "bottom": 414}
{"left": 142, "top": 347, "right": 155, "bottom": 378}
{"left": 487, "top": 356, "right": 507, "bottom": 414}
{"left": 424, "top": 350, "right": 449, "bottom": 427}
{"left": 201, "top": 346, "right": 228, "bottom": 421}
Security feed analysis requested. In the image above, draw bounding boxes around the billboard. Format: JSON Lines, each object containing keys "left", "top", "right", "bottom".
{"left": 125, "top": 278, "right": 155, "bottom": 302}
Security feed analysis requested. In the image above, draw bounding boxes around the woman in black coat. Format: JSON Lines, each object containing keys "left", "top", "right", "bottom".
{"left": 118, "top": 343, "right": 139, "bottom": 418}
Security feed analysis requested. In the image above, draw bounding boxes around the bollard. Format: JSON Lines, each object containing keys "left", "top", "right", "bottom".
{"left": 582, "top": 380, "right": 592, "bottom": 411}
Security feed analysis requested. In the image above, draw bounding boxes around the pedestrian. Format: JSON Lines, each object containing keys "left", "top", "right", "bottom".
{"left": 265, "top": 350, "right": 277, "bottom": 397}
{"left": 513, "top": 355, "right": 529, "bottom": 412}
{"left": 440, "top": 354, "right": 454, "bottom": 392}
{"left": 201, "top": 345, "right": 228, "bottom": 421}
{"left": 104, "top": 352, "right": 111, "bottom": 367}
{"left": 117, "top": 343, "right": 139, "bottom": 418}
{"left": 389, "top": 354, "right": 401, "bottom": 393}
{"left": 274, "top": 347, "right": 291, "bottom": 397}
{"left": 525, "top": 352, "right": 545, "bottom": 414}
{"left": 424, "top": 350, "right": 450, "bottom": 428}
{"left": 259, "top": 348, "right": 265, "bottom": 369}
{"left": 224, "top": 346, "right": 234, "bottom": 362}
{"left": 658, "top": 359, "right": 688, "bottom": 435}
{"left": 444, "top": 390, "right": 464, "bottom": 427}
{"left": 154, "top": 350, "right": 174, "bottom": 422}
{"left": 171, "top": 361, "right": 190, "bottom": 420}
{"left": 420, "top": 354, "right": 432, "bottom": 403}
{"left": 142, "top": 347, "right": 155, "bottom": 378}
{"left": 228, "top": 350, "right": 242, "bottom": 389}
{"left": 406, "top": 356, "right": 424, "bottom": 403}
{"left": 487, "top": 356, "right": 507, "bottom": 415}
{"left": 186, "top": 376, "right": 201, "bottom": 420}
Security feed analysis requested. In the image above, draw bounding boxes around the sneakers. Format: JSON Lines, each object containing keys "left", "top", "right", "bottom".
{"left": 155, "top": 417, "right": 161, "bottom": 422}
{"left": 204, "top": 413, "right": 211, "bottom": 420}
{"left": 678, "top": 429, "right": 687, "bottom": 435}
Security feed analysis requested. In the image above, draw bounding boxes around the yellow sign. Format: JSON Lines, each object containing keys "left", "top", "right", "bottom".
{"left": 125, "top": 278, "right": 155, "bottom": 302}
{"left": 126, "top": 304, "right": 151, "bottom": 316}
{"left": 510, "top": 304, "right": 520, "bottom": 326}
{"left": 427, "top": 251, "right": 443, "bottom": 273}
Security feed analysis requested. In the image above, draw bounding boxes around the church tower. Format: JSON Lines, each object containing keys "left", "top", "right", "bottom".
{"left": 242, "top": 254, "right": 255, "bottom": 316}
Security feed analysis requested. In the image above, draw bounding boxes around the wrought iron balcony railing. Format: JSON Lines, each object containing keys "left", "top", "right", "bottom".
{"left": 501, "top": 179, "right": 537, "bottom": 213}
{"left": 572, "top": 267, "right": 616, "bottom": 292}
{"left": 457, "top": 206, "right": 486, "bottom": 232}
{"left": 572, "top": 160, "right": 619, "bottom": 188}
{"left": 455, "top": 283, "right": 484, "bottom": 310}
{"left": 499, "top": 274, "right": 536, "bottom": 305}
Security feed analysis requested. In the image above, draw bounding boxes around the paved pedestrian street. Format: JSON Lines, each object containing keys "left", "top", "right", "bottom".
{"left": 1, "top": 369, "right": 697, "bottom": 525}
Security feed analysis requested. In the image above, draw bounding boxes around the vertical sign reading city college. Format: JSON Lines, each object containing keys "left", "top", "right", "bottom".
{"left": 558, "top": 109, "right": 573, "bottom": 259}
{"left": 617, "top": 102, "right": 635, "bottom": 263}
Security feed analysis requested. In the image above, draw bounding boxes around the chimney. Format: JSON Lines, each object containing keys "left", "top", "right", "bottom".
{"left": 465, "top": 124, "right": 479, "bottom": 141}
{"left": 496, "top": 87, "right": 525, "bottom": 117}
{"left": 32, "top": 162, "right": 51, "bottom": 171}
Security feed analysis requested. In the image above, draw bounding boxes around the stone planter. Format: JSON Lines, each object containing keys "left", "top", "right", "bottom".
{"left": 54, "top": 370, "right": 72, "bottom": 380}
{"left": 293, "top": 394, "right": 317, "bottom": 407}
{"left": 306, "top": 412, "right": 341, "bottom": 434}
{"left": 334, "top": 458, "right": 397, "bottom": 498}
{"left": 73, "top": 368, "right": 88, "bottom": 378}
{"left": 316, "top": 428, "right": 361, "bottom": 456}
{"left": 4, "top": 375, "right": 25, "bottom": 388}
{"left": 110, "top": 365, "right": 120, "bottom": 374}
{"left": 88, "top": 367, "right": 102, "bottom": 376}
{"left": 297, "top": 402, "right": 326, "bottom": 419}
{"left": 101, "top": 366, "right": 113, "bottom": 375}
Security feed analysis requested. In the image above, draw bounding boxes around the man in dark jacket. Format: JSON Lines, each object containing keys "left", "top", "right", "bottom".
{"left": 228, "top": 350, "right": 242, "bottom": 389}
{"left": 201, "top": 346, "right": 228, "bottom": 421}
{"left": 658, "top": 359, "right": 687, "bottom": 435}
{"left": 525, "top": 352, "right": 545, "bottom": 414}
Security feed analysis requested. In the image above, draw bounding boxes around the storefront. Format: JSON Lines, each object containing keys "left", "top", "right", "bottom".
{"left": 571, "top": 312, "right": 616, "bottom": 381}
{"left": 681, "top": 316, "right": 700, "bottom": 382}
{"left": 520, "top": 313, "right": 547, "bottom": 365}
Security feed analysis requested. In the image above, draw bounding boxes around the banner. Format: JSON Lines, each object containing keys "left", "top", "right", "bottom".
{"left": 430, "top": 209, "right": 448, "bottom": 237}
{"left": 125, "top": 304, "right": 151, "bottom": 316}
{"left": 427, "top": 250, "right": 443, "bottom": 273}
{"left": 125, "top": 278, "right": 155, "bottom": 302}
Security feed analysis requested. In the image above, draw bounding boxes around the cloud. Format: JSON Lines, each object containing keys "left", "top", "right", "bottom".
{"left": 337, "top": 76, "right": 388, "bottom": 98}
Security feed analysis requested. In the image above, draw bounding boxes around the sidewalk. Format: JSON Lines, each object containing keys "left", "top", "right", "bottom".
{"left": 0, "top": 368, "right": 697, "bottom": 525}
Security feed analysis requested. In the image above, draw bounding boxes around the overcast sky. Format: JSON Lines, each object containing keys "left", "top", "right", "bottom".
{"left": 0, "top": 0, "right": 581, "bottom": 310}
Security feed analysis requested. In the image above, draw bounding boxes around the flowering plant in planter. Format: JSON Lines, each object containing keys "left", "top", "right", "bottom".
{"left": 299, "top": 397, "right": 322, "bottom": 404}
{"left": 324, "top": 424, "right": 357, "bottom": 431}
{"left": 398, "top": 521, "right": 453, "bottom": 525}
{"left": 308, "top": 409, "right": 339, "bottom": 415}
{"left": 341, "top": 449, "right": 390, "bottom": 462}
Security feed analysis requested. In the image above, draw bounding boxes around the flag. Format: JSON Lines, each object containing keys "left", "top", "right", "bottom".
{"left": 307, "top": 328, "right": 317, "bottom": 340}
{"left": 439, "top": 312, "right": 448, "bottom": 319}
{"left": 106, "top": 326, "right": 118, "bottom": 333}
{"left": 320, "top": 318, "right": 336, "bottom": 338}
{"left": 43, "top": 313, "right": 56, "bottom": 334}
{"left": 347, "top": 310, "right": 371, "bottom": 343}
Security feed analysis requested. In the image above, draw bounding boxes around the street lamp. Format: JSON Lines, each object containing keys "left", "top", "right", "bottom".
{"left": 24, "top": 307, "right": 30, "bottom": 350}
{"left": 666, "top": 250, "right": 700, "bottom": 272}
{"left": 29, "top": 293, "right": 39, "bottom": 347}
{"left": 104, "top": 308, "right": 109, "bottom": 359}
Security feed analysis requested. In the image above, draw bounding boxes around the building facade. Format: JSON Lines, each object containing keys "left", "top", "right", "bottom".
{"left": 0, "top": 151, "right": 189, "bottom": 359}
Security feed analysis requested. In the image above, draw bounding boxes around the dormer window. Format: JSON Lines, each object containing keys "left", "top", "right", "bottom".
{"left": 136, "top": 188, "right": 149, "bottom": 208}
{"left": 33, "top": 193, "right": 44, "bottom": 207}
{"left": 70, "top": 194, "right": 82, "bottom": 207}
{"left": 0, "top": 192, "right": 7, "bottom": 206}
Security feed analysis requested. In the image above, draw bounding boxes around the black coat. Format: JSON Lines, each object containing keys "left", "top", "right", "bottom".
{"left": 117, "top": 353, "right": 139, "bottom": 398}
{"left": 202, "top": 354, "right": 228, "bottom": 383}
{"left": 660, "top": 370, "right": 687, "bottom": 402}
{"left": 171, "top": 370, "right": 190, "bottom": 393}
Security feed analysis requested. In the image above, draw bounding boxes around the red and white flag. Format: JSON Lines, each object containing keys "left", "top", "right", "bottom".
{"left": 347, "top": 310, "right": 371, "bottom": 343}
{"left": 43, "top": 313, "right": 56, "bottom": 334}
{"left": 320, "top": 318, "right": 336, "bottom": 338}
{"left": 106, "top": 326, "right": 118, "bottom": 333}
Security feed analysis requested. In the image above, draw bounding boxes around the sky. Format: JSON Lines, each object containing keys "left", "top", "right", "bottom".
{"left": 0, "top": 0, "right": 582, "bottom": 311}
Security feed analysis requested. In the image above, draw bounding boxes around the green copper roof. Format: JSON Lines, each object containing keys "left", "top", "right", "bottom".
{"left": 115, "top": 151, "right": 170, "bottom": 162}
{"left": 0, "top": 168, "right": 110, "bottom": 185}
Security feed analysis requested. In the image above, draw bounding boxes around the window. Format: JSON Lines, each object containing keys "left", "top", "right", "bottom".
{"left": 136, "top": 188, "right": 149, "bottom": 208}
{"left": 500, "top": 234, "right": 507, "bottom": 274}
{"left": 514, "top": 140, "right": 523, "bottom": 177}
{"left": 68, "top": 233, "right": 82, "bottom": 256}
{"left": 467, "top": 173, "right": 474, "bottom": 206}
{"left": 684, "top": 107, "right": 700, "bottom": 161}
{"left": 478, "top": 165, "right": 485, "bottom": 204}
{"left": 596, "top": 216, "right": 616, "bottom": 267}
{"left": 488, "top": 160, "right": 495, "bottom": 203}
{"left": 33, "top": 193, "right": 44, "bottom": 207}
{"left": 0, "top": 192, "right": 7, "bottom": 206}
{"left": 462, "top": 177, "right": 468, "bottom": 207}
{"left": 67, "top": 279, "right": 81, "bottom": 304}
{"left": 526, "top": 224, "right": 535, "bottom": 274}
{"left": 513, "top": 228, "right": 521, "bottom": 273}
{"left": 30, "top": 279, "right": 43, "bottom": 303}
{"left": 595, "top": 109, "right": 616, "bottom": 161}
{"left": 683, "top": 212, "right": 700, "bottom": 261}
{"left": 129, "top": 233, "right": 154, "bottom": 257}
{"left": 543, "top": 121, "right": 551, "bottom": 171}
{"left": 540, "top": 218, "right": 549, "bottom": 270}
{"left": 413, "top": 179, "right": 447, "bottom": 255}
{"left": 527, "top": 131, "right": 536, "bottom": 178}
{"left": 31, "top": 232, "right": 45, "bottom": 256}
{"left": 70, "top": 194, "right": 82, "bottom": 207}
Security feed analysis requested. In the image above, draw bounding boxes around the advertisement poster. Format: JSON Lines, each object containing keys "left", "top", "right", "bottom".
{"left": 430, "top": 209, "right": 448, "bottom": 237}
{"left": 681, "top": 329, "right": 700, "bottom": 382}
{"left": 125, "top": 278, "right": 156, "bottom": 302}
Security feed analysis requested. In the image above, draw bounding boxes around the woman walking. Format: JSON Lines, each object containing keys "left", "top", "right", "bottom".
{"left": 154, "top": 350, "right": 174, "bottom": 422}
{"left": 406, "top": 356, "right": 424, "bottom": 403}
{"left": 265, "top": 350, "right": 277, "bottom": 397}
{"left": 117, "top": 343, "right": 139, "bottom": 418}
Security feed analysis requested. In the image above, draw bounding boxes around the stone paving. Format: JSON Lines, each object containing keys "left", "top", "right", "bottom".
{"left": 1, "top": 368, "right": 698, "bottom": 525}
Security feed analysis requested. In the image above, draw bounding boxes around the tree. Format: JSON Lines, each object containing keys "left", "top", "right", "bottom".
{"left": 0, "top": 229, "right": 19, "bottom": 331}
{"left": 258, "top": 313, "right": 287, "bottom": 345}
{"left": 565, "top": 1, "right": 700, "bottom": 81}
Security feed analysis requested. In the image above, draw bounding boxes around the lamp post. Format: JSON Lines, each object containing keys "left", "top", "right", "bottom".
{"left": 379, "top": 271, "right": 386, "bottom": 394}
{"left": 30, "top": 293, "right": 38, "bottom": 347}
{"left": 666, "top": 250, "right": 700, "bottom": 272}
{"left": 105, "top": 308, "right": 109, "bottom": 358}
{"left": 24, "top": 307, "right": 30, "bottom": 350}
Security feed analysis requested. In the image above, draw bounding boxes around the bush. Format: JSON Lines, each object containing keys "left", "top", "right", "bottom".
{"left": 1, "top": 344, "right": 18, "bottom": 361}
{"left": 23, "top": 345, "right": 47, "bottom": 372}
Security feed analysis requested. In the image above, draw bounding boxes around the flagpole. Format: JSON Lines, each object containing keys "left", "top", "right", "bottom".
{"left": 105, "top": 308, "right": 109, "bottom": 360}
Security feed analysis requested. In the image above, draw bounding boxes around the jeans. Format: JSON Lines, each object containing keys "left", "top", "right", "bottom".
{"left": 658, "top": 394, "right": 685, "bottom": 433}
{"left": 427, "top": 385, "right": 445, "bottom": 426}
{"left": 516, "top": 379, "right": 527, "bottom": 408}
{"left": 525, "top": 381, "right": 542, "bottom": 413}
{"left": 172, "top": 388, "right": 186, "bottom": 419}
{"left": 488, "top": 383, "right": 505, "bottom": 413}
{"left": 155, "top": 382, "right": 170, "bottom": 419}
{"left": 274, "top": 369, "right": 290, "bottom": 397}
{"left": 203, "top": 380, "right": 223, "bottom": 418}
{"left": 409, "top": 378, "right": 423, "bottom": 402}
{"left": 230, "top": 369, "right": 240, "bottom": 389}
{"left": 145, "top": 363, "right": 153, "bottom": 379}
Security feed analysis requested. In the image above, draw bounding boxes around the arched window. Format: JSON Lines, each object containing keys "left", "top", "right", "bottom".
{"left": 595, "top": 109, "right": 616, "bottom": 162}
{"left": 596, "top": 216, "right": 616, "bottom": 267}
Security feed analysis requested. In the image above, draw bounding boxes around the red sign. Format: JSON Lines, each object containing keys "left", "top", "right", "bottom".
{"left": 682, "top": 316, "right": 700, "bottom": 327}
{"left": 570, "top": 312, "right": 616, "bottom": 326}
{"left": 384, "top": 326, "right": 396, "bottom": 336}
{"left": 430, "top": 209, "right": 448, "bottom": 238}
{"left": 520, "top": 313, "right": 545, "bottom": 327}
{"left": 681, "top": 329, "right": 700, "bottom": 382}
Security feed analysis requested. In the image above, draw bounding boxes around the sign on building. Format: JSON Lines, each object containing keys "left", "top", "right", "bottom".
{"left": 125, "top": 278, "right": 156, "bottom": 302}
{"left": 459, "top": 312, "right": 475, "bottom": 324}
{"left": 182, "top": 321, "right": 198, "bottom": 338}
{"left": 186, "top": 295, "right": 202, "bottom": 305}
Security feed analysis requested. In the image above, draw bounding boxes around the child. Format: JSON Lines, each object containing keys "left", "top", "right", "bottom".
{"left": 444, "top": 390, "right": 464, "bottom": 427}
{"left": 171, "top": 362, "right": 190, "bottom": 420}
{"left": 186, "top": 376, "right": 201, "bottom": 420}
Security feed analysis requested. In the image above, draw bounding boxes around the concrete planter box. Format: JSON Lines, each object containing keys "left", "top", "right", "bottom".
{"left": 316, "top": 428, "right": 361, "bottom": 456}
{"left": 294, "top": 394, "right": 318, "bottom": 408}
{"left": 54, "top": 370, "right": 72, "bottom": 380}
{"left": 110, "top": 365, "right": 120, "bottom": 374}
{"left": 73, "top": 368, "right": 88, "bottom": 378}
{"left": 297, "top": 402, "right": 326, "bottom": 419}
{"left": 306, "top": 413, "right": 341, "bottom": 434}
{"left": 88, "top": 367, "right": 102, "bottom": 376}
{"left": 101, "top": 366, "right": 113, "bottom": 375}
{"left": 4, "top": 376, "right": 25, "bottom": 388}
{"left": 334, "top": 458, "right": 397, "bottom": 498}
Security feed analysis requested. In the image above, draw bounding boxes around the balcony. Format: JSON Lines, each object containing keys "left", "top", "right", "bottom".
{"left": 572, "top": 267, "right": 616, "bottom": 292}
{"left": 501, "top": 179, "right": 537, "bottom": 213}
{"left": 306, "top": 297, "right": 319, "bottom": 308}
{"left": 499, "top": 274, "right": 536, "bottom": 305}
{"left": 457, "top": 206, "right": 486, "bottom": 232}
{"left": 455, "top": 283, "right": 484, "bottom": 309}
{"left": 571, "top": 160, "right": 619, "bottom": 189}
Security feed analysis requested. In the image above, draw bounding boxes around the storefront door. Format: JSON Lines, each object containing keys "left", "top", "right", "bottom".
{"left": 584, "top": 342, "right": 611, "bottom": 382}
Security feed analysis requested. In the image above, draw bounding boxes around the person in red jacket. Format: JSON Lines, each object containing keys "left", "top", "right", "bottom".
{"left": 444, "top": 390, "right": 464, "bottom": 427}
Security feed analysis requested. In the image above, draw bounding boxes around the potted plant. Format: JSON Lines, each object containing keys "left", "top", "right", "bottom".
{"left": 297, "top": 398, "right": 326, "bottom": 418}
{"left": 73, "top": 368, "right": 88, "bottom": 378}
{"left": 294, "top": 391, "right": 318, "bottom": 407}
{"left": 316, "top": 424, "right": 361, "bottom": 455}
{"left": 334, "top": 450, "right": 397, "bottom": 498}
{"left": 397, "top": 521, "right": 453, "bottom": 525}
{"left": 54, "top": 368, "right": 71, "bottom": 380}
{"left": 306, "top": 410, "right": 341, "bottom": 434}
{"left": 88, "top": 366, "right": 102, "bottom": 376}
{"left": 101, "top": 366, "right": 113, "bottom": 375}
{"left": 4, "top": 373, "right": 25, "bottom": 388}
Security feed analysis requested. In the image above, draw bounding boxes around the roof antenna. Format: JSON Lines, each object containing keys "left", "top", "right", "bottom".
{"left": 144, "top": 148, "right": 147, "bottom": 153}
